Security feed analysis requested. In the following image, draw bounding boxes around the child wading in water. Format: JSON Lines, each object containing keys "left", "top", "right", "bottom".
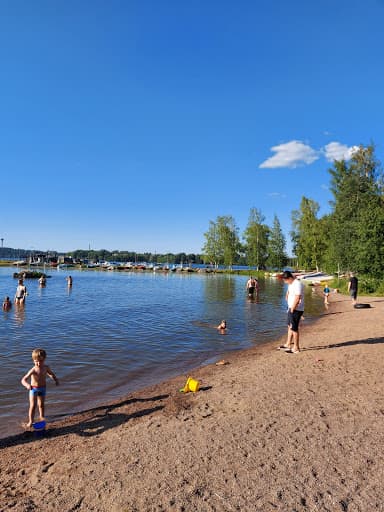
{"left": 2, "top": 296, "right": 12, "bottom": 310}
{"left": 21, "top": 348, "right": 59, "bottom": 427}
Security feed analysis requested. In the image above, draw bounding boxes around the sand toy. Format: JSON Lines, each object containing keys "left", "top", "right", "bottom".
{"left": 179, "top": 377, "right": 200, "bottom": 393}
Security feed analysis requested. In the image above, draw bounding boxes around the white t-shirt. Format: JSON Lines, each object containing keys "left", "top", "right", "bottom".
{"left": 287, "top": 279, "right": 304, "bottom": 311}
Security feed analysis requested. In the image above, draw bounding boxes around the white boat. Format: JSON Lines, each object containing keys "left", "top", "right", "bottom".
{"left": 13, "top": 260, "right": 27, "bottom": 266}
{"left": 297, "top": 271, "right": 334, "bottom": 284}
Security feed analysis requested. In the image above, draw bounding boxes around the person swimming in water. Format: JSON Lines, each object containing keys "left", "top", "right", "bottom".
{"left": 217, "top": 320, "right": 227, "bottom": 331}
{"left": 2, "top": 296, "right": 12, "bottom": 310}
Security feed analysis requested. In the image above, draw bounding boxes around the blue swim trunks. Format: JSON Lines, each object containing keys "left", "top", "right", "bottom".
{"left": 30, "top": 386, "right": 46, "bottom": 397}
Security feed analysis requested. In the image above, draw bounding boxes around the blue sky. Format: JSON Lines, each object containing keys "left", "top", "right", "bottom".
{"left": 1, "top": 0, "right": 383, "bottom": 255}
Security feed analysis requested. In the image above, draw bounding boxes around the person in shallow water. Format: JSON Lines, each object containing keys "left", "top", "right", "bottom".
{"left": 21, "top": 348, "right": 59, "bottom": 428}
{"left": 2, "top": 296, "right": 12, "bottom": 310}
{"left": 246, "top": 276, "right": 258, "bottom": 296}
{"left": 14, "top": 279, "right": 27, "bottom": 305}
{"left": 217, "top": 320, "right": 227, "bottom": 331}
{"left": 66, "top": 275, "right": 73, "bottom": 287}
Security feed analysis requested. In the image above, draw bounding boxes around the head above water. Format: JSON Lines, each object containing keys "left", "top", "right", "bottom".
{"left": 32, "top": 348, "right": 47, "bottom": 362}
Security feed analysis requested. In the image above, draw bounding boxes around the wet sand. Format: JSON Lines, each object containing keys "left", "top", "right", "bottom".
{"left": 1, "top": 293, "right": 383, "bottom": 511}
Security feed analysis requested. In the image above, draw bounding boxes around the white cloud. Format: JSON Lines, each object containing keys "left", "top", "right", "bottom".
{"left": 323, "top": 142, "right": 359, "bottom": 162}
{"left": 259, "top": 140, "right": 319, "bottom": 169}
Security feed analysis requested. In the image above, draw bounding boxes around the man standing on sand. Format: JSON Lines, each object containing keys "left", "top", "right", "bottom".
{"left": 348, "top": 272, "right": 358, "bottom": 305}
{"left": 278, "top": 271, "right": 304, "bottom": 354}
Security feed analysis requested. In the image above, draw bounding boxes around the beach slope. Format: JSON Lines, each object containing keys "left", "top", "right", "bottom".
{"left": 1, "top": 294, "right": 383, "bottom": 511}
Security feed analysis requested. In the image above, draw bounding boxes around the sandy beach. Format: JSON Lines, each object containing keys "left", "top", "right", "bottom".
{"left": 1, "top": 293, "right": 383, "bottom": 512}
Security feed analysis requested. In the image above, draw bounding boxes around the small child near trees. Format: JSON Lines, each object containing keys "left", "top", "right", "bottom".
{"left": 323, "top": 284, "right": 330, "bottom": 305}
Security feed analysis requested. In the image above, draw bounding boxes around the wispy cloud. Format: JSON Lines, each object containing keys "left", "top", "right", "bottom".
{"left": 267, "top": 192, "right": 287, "bottom": 198}
{"left": 259, "top": 140, "right": 319, "bottom": 169}
{"left": 323, "top": 142, "right": 359, "bottom": 162}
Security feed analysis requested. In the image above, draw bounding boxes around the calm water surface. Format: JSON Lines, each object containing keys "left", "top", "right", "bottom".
{"left": 0, "top": 268, "right": 323, "bottom": 438}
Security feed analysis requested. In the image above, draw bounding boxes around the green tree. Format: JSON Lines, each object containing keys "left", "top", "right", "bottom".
{"left": 291, "top": 197, "right": 326, "bottom": 271}
{"left": 267, "top": 215, "right": 287, "bottom": 270}
{"left": 243, "top": 208, "right": 270, "bottom": 269}
{"left": 202, "top": 215, "right": 240, "bottom": 268}
{"left": 328, "top": 144, "right": 384, "bottom": 275}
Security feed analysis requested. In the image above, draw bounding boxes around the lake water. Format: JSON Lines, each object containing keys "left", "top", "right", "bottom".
{"left": 0, "top": 268, "right": 323, "bottom": 438}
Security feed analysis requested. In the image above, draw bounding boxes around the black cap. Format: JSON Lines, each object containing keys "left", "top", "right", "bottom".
{"left": 282, "top": 271, "right": 294, "bottom": 279}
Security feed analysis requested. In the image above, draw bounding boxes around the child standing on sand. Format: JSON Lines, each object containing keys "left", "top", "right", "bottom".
{"left": 21, "top": 348, "right": 59, "bottom": 427}
{"left": 323, "top": 284, "right": 330, "bottom": 305}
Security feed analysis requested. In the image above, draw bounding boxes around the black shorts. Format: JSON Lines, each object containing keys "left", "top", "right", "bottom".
{"left": 248, "top": 286, "right": 255, "bottom": 294}
{"left": 287, "top": 310, "right": 303, "bottom": 332}
{"left": 350, "top": 290, "right": 357, "bottom": 300}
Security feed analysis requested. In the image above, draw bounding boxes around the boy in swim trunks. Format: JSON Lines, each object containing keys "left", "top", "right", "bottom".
{"left": 323, "top": 284, "right": 330, "bottom": 305}
{"left": 21, "top": 348, "right": 59, "bottom": 427}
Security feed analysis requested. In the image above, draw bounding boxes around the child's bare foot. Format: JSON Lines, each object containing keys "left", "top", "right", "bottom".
{"left": 22, "top": 421, "right": 33, "bottom": 429}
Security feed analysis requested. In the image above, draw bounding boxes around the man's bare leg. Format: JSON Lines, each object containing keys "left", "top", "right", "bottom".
{"left": 292, "top": 330, "right": 300, "bottom": 353}
{"left": 285, "top": 326, "right": 293, "bottom": 348}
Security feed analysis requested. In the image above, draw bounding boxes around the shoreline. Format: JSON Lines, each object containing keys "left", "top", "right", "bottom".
{"left": 1, "top": 293, "right": 383, "bottom": 511}
{"left": 3, "top": 294, "right": 323, "bottom": 441}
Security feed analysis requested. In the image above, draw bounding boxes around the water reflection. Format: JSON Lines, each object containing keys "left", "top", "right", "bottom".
{"left": 204, "top": 274, "right": 236, "bottom": 303}
{"left": 13, "top": 304, "right": 26, "bottom": 326}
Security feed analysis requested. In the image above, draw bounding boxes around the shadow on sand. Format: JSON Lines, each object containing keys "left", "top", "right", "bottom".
{"left": 304, "top": 336, "right": 384, "bottom": 352}
{"left": 0, "top": 393, "right": 169, "bottom": 450}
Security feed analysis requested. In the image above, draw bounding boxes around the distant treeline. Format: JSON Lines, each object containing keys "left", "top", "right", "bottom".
{"left": 67, "top": 250, "right": 205, "bottom": 265}
{"left": 0, "top": 248, "right": 46, "bottom": 259}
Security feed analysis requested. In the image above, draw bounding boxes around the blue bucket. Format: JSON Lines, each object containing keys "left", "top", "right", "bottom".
{"left": 33, "top": 420, "right": 46, "bottom": 438}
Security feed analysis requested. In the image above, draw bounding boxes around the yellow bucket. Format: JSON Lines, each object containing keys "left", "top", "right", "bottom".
{"left": 183, "top": 377, "right": 200, "bottom": 393}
